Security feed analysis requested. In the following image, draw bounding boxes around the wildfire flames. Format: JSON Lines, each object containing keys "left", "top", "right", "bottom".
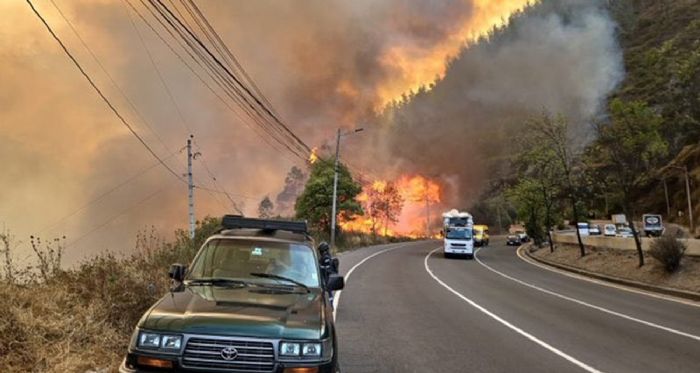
{"left": 308, "top": 147, "right": 319, "bottom": 164}
{"left": 340, "top": 174, "right": 442, "bottom": 238}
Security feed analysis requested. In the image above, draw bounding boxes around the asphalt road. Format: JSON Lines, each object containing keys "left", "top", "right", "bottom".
{"left": 334, "top": 237, "right": 700, "bottom": 373}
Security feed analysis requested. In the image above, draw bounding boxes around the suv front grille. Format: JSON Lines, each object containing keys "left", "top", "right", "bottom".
{"left": 182, "top": 338, "right": 275, "bottom": 372}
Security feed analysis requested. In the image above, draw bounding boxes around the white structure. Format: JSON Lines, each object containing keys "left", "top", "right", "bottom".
{"left": 442, "top": 210, "right": 475, "bottom": 258}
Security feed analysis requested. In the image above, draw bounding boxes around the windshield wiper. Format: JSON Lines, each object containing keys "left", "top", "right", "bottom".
{"left": 186, "top": 278, "right": 249, "bottom": 288}
{"left": 249, "top": 273, "right": 310, "bottom": 293}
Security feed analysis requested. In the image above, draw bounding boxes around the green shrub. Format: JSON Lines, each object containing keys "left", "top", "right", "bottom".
{"left": 649, "top": 234, "right": 687, "bottom": 273}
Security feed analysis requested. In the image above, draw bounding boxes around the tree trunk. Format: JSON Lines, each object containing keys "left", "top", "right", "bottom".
{"left": 624, "top": 199, "right": 644, "bottom": 267}
{"left": 542, "top": 187, "right": 554, "bottom": 253}
{"left": 571, "top": 197, "right": 585, "bottom": 257}
{"left": 629, "top": 222, "right": 644, "bottom": 267}
{"left": 545, "top": 209, "right": 554, "bottom": 253}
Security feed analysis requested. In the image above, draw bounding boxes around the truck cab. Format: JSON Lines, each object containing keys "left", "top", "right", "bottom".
{"left": 120, "top": 216, "right": 344, "bottom": 373}
{"left": 643, "top": 214, "right": 664, "bottom": 237}
{"left": 442, "top": 210, "right": 475, "bottom": 259}
{"left": 473, "top": 225, "right": 489, "bottom": 247}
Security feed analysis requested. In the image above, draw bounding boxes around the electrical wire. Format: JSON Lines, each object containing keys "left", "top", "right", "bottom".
{"left": 147, "top": 0, "right": 311, "bottom": 160}
{"left": 25, "top": 0, "right": 187, "bottom": 185}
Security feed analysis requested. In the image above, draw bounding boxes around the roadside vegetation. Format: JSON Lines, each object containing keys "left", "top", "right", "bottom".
{"left": 474, "top": 0, "right": 699, "bottom": 274}
{"left": 0, "top": 156, "right": 406, "bottom": 372}
{"left": 0, "top": 218, "right": 220, "bottom": 372}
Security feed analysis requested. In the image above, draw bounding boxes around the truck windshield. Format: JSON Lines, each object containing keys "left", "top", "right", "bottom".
{"left": 446, "top": 228, "right": 472, "bottom": 240}
{"left": 187, "top": 239, "right": 320, "bottom": 288}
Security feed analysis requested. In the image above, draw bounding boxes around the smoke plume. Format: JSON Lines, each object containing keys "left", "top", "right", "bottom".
{"left": 356, "top": 0, "right": 624, "bottom": 208}
{"left": 0, "top": 0, "right": 621, "bottom": 263}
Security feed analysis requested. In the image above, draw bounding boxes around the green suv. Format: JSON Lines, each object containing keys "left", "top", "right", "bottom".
{"left": 120, "top": 216, "right": 345, "bottom": 373}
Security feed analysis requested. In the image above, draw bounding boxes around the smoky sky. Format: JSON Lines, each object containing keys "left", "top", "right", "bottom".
{"left": 0, "top": 0, "right": 620, "bottom": 265}
{"left": 357, "top": 0, "right": 624, "bottom": 208}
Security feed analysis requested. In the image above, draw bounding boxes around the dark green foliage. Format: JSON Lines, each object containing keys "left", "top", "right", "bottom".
{"left": 612, "top": 0, "right": 700, "bottom": 153}
{"left": 294, "top": 158, "right": 363, "bottom": 237}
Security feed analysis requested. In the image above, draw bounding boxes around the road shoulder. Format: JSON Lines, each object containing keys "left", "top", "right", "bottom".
{"left": 521, "top": 244, "right": 700, "bottom": 303}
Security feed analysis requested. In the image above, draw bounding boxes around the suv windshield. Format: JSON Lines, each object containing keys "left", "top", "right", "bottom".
{"left": 187, "top": 239, "right": 320, "bottom": 288}
{"left": 446, "top": 227, "right": 472, "bottom": 240}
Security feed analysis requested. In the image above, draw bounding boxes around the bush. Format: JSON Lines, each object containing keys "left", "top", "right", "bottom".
{"left": 649, "top": 234, "right": 687, "bottom": 273}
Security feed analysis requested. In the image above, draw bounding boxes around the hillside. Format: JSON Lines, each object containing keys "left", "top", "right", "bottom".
{"left": 609, "top": 0, "right": 700, "bottom": 230}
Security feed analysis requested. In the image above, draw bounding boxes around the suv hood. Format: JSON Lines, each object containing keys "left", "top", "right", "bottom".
{"left": 140, "top": 285, "right": 325, "bottom": 340}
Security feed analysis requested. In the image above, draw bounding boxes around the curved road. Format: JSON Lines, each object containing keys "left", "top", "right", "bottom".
{"left": 335, "top": 237, "right": 700, "bottom": 373}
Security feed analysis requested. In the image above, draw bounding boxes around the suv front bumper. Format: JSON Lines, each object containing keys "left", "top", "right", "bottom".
{"left": 119, "top": 355, "right": 337, "bottom": 373}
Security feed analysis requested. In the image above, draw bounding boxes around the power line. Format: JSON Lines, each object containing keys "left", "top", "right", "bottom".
{"left": 149, "top": 0, "right": 307, "bottom": 160}
{"left": 48, "top": 0, "right": 175, "bottom": 157}
{"left": 180, "top": 0, "right": 278, "bottom": 114}
{"left": 50, "top": 0, "right": 234, "bottom": 218}
{"left": 38, "top": 149, "right": 182, "bottom": 236}
{"left": 65, "top": 183, "right": 173, "bottom": 249}
{"left": 124, "top": 0, "right": 303, "bottom": 164}
{"left": 123, "top": 3, "right": 248, "bottom": 213}
{"left": 26, "top": 0, "right": 187, "bottom": 185}
{"left": 146, "top": 0, "right": 311, "bottom": 160}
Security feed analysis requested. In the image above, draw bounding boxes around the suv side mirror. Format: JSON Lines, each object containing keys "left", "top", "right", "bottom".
{"left": 327, "top": 274, "right": 344, "bottom": 291}
{"left": 169, "top": 264, "right": 187, "bottom": 282}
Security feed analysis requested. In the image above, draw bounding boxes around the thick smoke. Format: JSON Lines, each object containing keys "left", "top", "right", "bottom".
{"left": 3, "top": 0, "right": 523, "bottom": 264}
{"left": 357, "top": 0, "right": 624, "bottom": 208}
{"left": 0, "top": 0, "right": 622, "bottom": 263}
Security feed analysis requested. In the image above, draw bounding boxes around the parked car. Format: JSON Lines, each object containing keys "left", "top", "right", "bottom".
{"left": 589, "top": 224, "right": 601, "bottom": 236}
{"left": 616, "top": 226, "right": 634, "bottom": 238}
{"left": 119, "top": 216, "right": 344, "bottom": 373}
{"left": 603, "top": 224, "right": 616, "bottom": 237}
{"left": 576, "top": 222, "right": 590, "bottom": 236}
{"left": 515, "top": 231, "right": 529, "bottom": 243}
{"left": 506, "top": 235, "right": 521, "bottom": 246}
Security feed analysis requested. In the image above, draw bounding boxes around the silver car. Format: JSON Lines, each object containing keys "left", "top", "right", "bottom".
{"left": 616, "top": 227, "right": 634, "bottom": 238}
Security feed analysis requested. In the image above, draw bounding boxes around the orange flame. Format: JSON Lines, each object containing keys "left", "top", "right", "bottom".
{"left": 339, "top": 174, "right": 442, "bottom": 238}
{"left": 308, "top": 147, "right": 319, "bottom": 164}
{"left": 375, "top": 0, "right": 530, "bottom": 109}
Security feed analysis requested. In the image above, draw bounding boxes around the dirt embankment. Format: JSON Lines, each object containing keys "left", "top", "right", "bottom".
{"left": 530, "top": 244, "right": 700, "bottom": 294}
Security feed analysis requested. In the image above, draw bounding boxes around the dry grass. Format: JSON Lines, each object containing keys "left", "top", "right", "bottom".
{"left": 0, "top": 218, "right": 222, "bottom": 373}
{"left": 532, "top": 244, "right": 700, "bottom": 293}
{"left": 0, "top": 218, "right": 383, "bottom": 372}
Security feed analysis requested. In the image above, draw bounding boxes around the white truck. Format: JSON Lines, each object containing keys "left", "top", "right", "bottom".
{"left": 643, "top": 214, "right": 664, "bottom": 237}
{"left": 442, "top": 210, "right": 475, "bottom": 259}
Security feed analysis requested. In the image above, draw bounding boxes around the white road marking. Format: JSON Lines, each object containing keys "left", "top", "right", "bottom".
{"left": 473, "top": 248, "right": 700, "bottom": 342}
{"left": 332, "top": 244, "right": 404, "bottom": 320}
{"left": 424, "top": 248, "right": 605, "bottom": 373}
{"left": 516, "top": 245, "right": 700, "bottom": 308}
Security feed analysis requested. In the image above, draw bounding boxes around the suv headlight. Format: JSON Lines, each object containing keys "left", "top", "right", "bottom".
{"left": 279, "top": 339, "right": 331, "bottom": 361}
{"left": 137, "top": 331, "right": 182, "bottom": 351}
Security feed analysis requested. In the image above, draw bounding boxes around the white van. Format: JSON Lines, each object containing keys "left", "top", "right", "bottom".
{"left": 442, "top": 210, "right": 475, "bottom": 259}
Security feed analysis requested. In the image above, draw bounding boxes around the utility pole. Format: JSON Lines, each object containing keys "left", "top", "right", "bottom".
{"left": 187, "top": 135, "right": 195, "bottom": 240}
{"left": 330, "top": 127, "right": 364, "bottom": 248}
{"left": 424, "top": 178, "right": 430, "bottom": 237}
{"left": 330, "top": 129, "right": 341, "bottom": 249}
{"left": 684, "top": 166, "right": 694, "bottom": 235}
{"left": 669, "top": 166, "right": 694, "bottom": 234}
{"left": 663, "top": 178, "right": 670, "bottom": 218}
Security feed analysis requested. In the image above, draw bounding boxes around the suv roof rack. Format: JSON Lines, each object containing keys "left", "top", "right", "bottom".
{"left": 221, "top": 215, "right": 308, "bottom": 234}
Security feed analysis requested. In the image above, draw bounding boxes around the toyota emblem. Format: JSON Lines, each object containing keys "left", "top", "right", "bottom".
{"left": 220, "top": 346, "right": 238, "bottom": 361}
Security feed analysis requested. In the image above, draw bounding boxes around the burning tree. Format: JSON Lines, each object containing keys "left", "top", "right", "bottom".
{"left": 367, "top": 181, "right": 404, "bottom": 237}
